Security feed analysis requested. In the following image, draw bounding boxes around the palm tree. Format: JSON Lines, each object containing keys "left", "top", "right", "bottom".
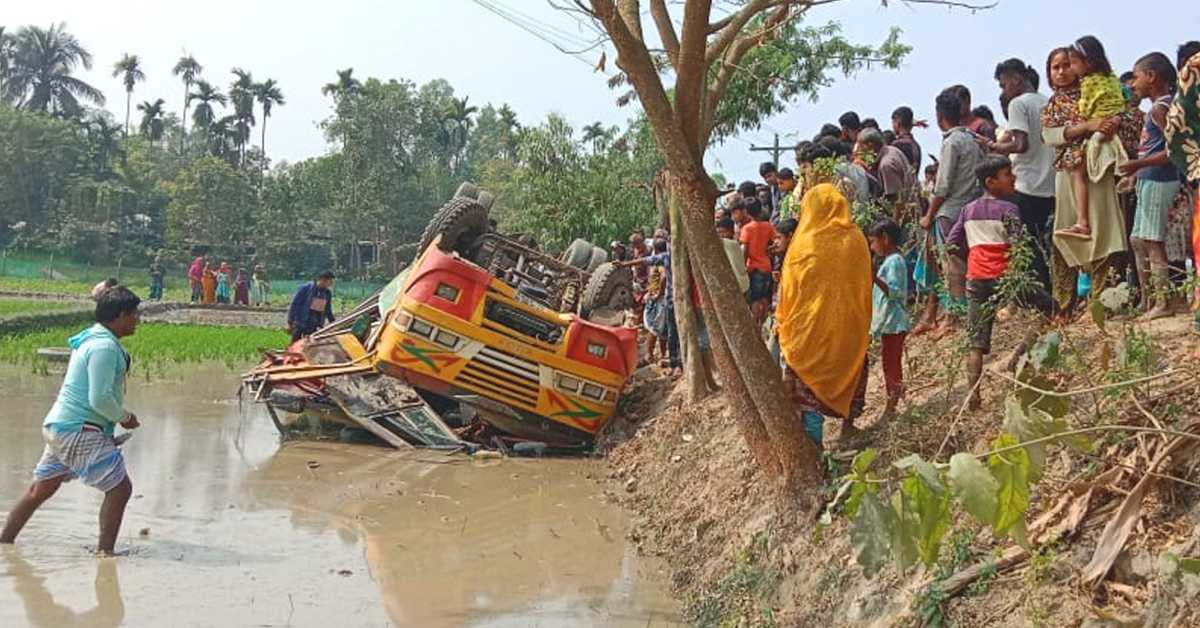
{"left": 229, "top": 68, "right": 255, "bottom": 165}
{"left": 442, "top": 96, "right": 478, "bottom": 171}
{"left": 0, "top": 27, "right": 14, "bottom": 103}
{"left": 188, "top": 79, "right": 225, "bottom": 131}
{"left": 3, "top": 23, "right": 105, "bottom": 116}
{"left": 112, "top": 53, "right": 145, "bottom": 135}
{"left": 84, "top": 113, "right": 124, "bottom": 178}
{"left": 137, "top": 98, "right": 166, "bottom": 141}
{"left": 321, "top": 67, "right": 360, "bottom": 103}
{"left": 252, "top": 78, "right": 284, "bottom": 166}
{"left": 171, "top": 54, "right": 202, "bottom": 140}
{"left": 582, "top": 122, "right": 609, "bottom": 153}
{"left": 207, "top": 115, "right": 238, "bottom": 160}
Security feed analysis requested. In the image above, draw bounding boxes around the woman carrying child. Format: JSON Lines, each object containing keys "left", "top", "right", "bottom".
{"left": 1057, "top": 36, "right": 1129, "bottom": 240}
{"left": 1042, "top": 45, "right": 1128, "bottom": 316}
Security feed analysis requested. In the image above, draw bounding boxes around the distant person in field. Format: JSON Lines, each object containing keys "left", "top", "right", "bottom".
{"left": 215, "top": 262, "right": 232, "bottom": 304}
{"left": 1, "top": 287, "right": 142, "bottom": 555}
{"left": 234, "top": 268, "right": 250, "bottom": 306}
{"left": 90, "top": 278, "right": 118, "bottom": 301}
{"left": 252, "top": 264, "right": 271, "bottom": 307}
{"left": 288, "top": 270, "right": 336, "bottom": 342}
{"left": 148, "top": 255, "right": 165, "bottom": 301}
{"left": 201, "top": 261, "right": 217, "bottom": 305}
{"left": 187, "top": 256, "right": 204, "bottom": 303}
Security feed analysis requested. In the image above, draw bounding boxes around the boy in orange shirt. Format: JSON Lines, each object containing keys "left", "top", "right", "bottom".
{"left": 739, "top": 199, "right": 778, "bottom": 328}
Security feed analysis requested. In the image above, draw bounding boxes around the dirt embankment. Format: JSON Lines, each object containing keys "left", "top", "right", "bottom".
{"left": 598, "top": 311, "right": 1200, "bottom": 627}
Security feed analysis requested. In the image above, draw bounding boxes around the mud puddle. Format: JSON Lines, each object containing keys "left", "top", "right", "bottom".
{"left": 0, "top": 364, "right": 680, "bottom": 627}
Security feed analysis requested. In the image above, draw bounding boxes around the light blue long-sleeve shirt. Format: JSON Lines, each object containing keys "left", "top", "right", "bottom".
{"left": 43, "top": 324, "right": 129, "bottom": 436}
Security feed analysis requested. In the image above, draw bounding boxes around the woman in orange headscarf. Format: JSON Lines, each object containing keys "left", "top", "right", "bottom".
{"left": 776, "top": 184, "right": 873, "bottom": 446}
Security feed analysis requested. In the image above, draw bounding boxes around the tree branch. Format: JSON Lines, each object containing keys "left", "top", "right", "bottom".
{"left": 588, "top": 0, "right": 701, "bottom": 177}
{"left": 704, "top": 0, "right": 776, "bottom": 66}
{"left": 648, "top": 0, "right": 681, "bottom": 67}
{"left": 701, "top": 2, "right": 793, "bottom": 145}
{"left": 673, "top": 0, "right": 714, "bottom": 157}
{"left": 616, "top": 0, "right": 644, "bottom": 42}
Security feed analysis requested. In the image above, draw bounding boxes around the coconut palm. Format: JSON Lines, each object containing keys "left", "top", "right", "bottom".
{"left": 3, "top": 23, "right": 105, "bottom": 116}
{"left": 252, "top": 78, "right": 284, "bottom": 164}
{"left": 171, "top": 54, "right": 202, "bottom": 139}
{"left": 188, "top": 79, "right": 225, "bottom": 131}
{"left": 137, "top": 98, "right": 166, "bottom": 141}
{"left": 112, "top": 53, "right": 145, "bottom": 135}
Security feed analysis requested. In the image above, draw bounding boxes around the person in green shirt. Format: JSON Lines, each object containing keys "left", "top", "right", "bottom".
{"left": 777, "top": 168, "right": 800, "bottom": 221}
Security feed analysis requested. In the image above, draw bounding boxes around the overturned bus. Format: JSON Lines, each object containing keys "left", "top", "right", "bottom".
{"left": 242, "top": 184, "right": 638, "bottom": 453}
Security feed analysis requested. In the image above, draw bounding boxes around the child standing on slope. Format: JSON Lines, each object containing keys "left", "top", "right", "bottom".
{"left": 867, "top": 218, "right": 910, "bottom": 422}
{"left": 1058, "top": 35, "right": 1127, "bottom": 240}
{"left": 1119, "top": 52, "right": 1180, "bottom": 320}
{"left": 947, "top": 156, "right": 1025, "bottom": 410}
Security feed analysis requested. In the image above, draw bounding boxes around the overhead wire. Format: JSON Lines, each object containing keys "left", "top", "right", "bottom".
{"left": 469, "top": 0, "right": 608, "bottom": 71}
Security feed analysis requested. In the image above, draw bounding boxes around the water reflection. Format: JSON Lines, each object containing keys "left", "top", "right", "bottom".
{"left": 0, "top": 364, "right": 679, "bottom": 627}
{"left": 2, "top": 551, "right": 124, "bottom": 628}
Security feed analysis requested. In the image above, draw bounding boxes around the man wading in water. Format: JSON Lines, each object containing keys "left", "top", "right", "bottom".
{"left": 1, "top": 287, "right": 142, "bottom": 555}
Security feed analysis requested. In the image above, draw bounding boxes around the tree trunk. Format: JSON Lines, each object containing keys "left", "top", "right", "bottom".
{"left": 125, "top": 92, "right": 131, "bottom": 136}
{"left": 673, "top": 172, "right": 824, "bottom": 510}
{"left": 181, "top": 82, "right": 189, "bottom": 154}
{"left": 666, "top": 175, "right": 710, "bottom": 403}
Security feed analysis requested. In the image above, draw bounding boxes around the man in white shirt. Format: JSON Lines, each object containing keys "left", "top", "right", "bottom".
{"left": 985, "top": 57, "right": 1055, "bottom": 292}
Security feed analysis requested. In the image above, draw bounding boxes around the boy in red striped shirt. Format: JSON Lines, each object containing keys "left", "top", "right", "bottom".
{"left": 946, "top": 155, "right": 1023, "bottom": 409}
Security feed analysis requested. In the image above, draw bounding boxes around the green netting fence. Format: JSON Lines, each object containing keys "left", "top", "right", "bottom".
{"left": 0, "top": 250, "right": 385, "bottom": 307}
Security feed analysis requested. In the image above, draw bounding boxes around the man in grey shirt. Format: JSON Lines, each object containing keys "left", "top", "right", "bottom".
{"left": 917, "top": 89, "right": 984, "bottom": 334}
{"left": 986, "top": 58, "right": 1055, "bottom": 293}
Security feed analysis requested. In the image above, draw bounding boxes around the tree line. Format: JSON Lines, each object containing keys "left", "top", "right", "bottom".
{"left": 0, "top": 22, "right": 663, "bottom": 279}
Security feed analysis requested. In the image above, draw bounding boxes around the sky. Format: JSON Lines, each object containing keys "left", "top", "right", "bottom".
{"left": 7, "top": 0, "right": 1198, "bottom": 184}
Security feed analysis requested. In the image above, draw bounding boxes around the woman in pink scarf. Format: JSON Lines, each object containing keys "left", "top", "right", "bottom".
{"left": 187, "top": 257, "right": 204, "bottom": 303}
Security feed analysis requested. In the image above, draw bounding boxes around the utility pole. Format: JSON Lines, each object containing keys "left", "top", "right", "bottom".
{"left": 748, "top": 133, "right": 796, "bottom": 166}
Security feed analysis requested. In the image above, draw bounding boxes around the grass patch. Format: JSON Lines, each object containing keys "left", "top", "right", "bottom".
{"left": 685, "top": 530, "right": 783, "bottom": 627}
{"left": 0, "top": 322, "right": 287, "bottom": 371}
{"left": 0, "top": 298, "right": 82, "bottom": 317}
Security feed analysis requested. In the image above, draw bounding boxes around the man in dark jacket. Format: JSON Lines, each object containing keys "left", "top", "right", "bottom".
{"left": 287, "top": 271, "right": 336, "bottom": 341}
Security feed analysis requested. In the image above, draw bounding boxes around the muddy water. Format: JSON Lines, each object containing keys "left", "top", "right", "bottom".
{"left": 0, "top": 364, "right": 681, "bottom": 627}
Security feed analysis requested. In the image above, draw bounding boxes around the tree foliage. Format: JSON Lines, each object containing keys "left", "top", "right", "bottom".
{"left": 0, "top": 21, "right": 661, "bottom": 280}
{"left": 482, "top": 113, "right": 662, "bottom": 250}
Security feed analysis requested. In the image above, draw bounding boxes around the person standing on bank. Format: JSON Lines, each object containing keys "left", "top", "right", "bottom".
{"left": 1, "top": 287, "right": 142, "bottom": 555}
{"left": 987, "top": 58, "right": 1056, "bottom": 294}
{"left": 287, "top": 271, "right": 336, "bottom": 342}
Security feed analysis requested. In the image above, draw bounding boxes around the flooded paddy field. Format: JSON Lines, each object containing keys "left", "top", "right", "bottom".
{"left": 0, "top": 363, "right": 680, "bottom": 627}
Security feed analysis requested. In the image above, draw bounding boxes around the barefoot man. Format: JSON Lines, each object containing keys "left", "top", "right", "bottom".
{"left": 1, "top": 287, "right": 142, "bottom": 555}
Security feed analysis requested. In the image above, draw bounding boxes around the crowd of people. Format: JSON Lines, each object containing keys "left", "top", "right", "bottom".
{"left": 184, "top": 257, "right": 272, "bottom": 308}
{"left": 610, "top": 35, "right": 1200, "bottom": 448}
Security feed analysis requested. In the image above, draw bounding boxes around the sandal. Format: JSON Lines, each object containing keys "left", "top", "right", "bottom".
{"left": 1055, "top": 224, "right": 1092, "bottom": 240}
